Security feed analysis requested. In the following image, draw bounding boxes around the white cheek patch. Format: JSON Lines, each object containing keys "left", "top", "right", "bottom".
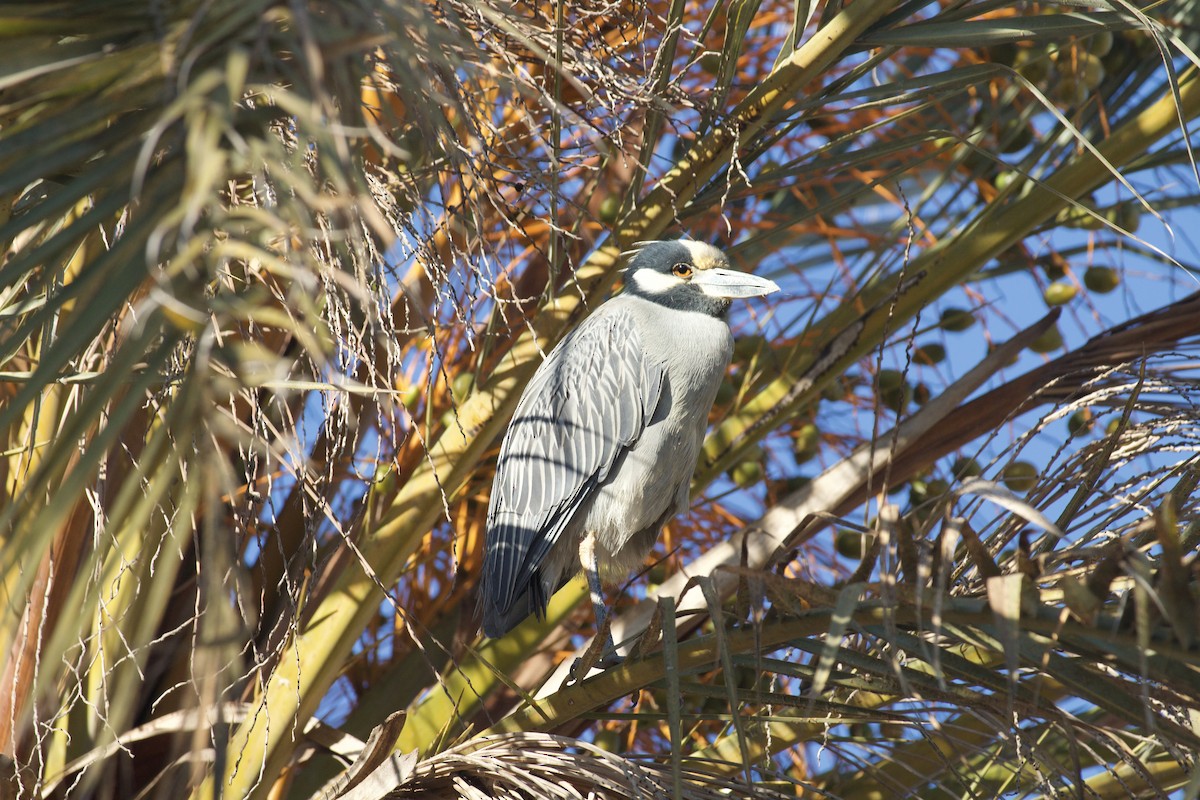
{"left": 629, "top": 268, "right": 683, "bottom": 295}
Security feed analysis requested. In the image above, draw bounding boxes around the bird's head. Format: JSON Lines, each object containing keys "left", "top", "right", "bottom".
{"left": 622, "top": 240, "right": 780, "bottom": 317}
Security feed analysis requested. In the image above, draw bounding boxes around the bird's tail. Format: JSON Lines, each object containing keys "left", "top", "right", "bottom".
{"left": 479, "top": 572, "right": 555, "bottom": 639}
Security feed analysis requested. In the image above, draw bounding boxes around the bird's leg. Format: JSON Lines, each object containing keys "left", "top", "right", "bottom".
{"left": 580, "top": 531, "right": 615, "bottom": 650}
{"left": 569, "top": 531, "right": 621, "bottom": 680}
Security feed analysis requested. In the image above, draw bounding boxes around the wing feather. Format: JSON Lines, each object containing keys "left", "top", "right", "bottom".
{"left": 481, "top": 305, "right": 664, "bottom": 635}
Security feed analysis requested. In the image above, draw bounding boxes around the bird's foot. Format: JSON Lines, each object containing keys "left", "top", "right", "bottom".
{"left": 568, "top": 646, "right": 623, "bottom": 682}
{"left": 567, "top": 620, "right": 621, "bottom": 682}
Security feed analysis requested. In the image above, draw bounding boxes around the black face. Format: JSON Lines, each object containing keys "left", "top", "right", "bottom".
{"left": 623, "top": 241, "right": 736, "bottom": 318}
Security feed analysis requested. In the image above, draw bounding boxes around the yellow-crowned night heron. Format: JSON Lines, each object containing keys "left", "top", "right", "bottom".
{"left": 480, "top": 240, "right": 780, "bottom": 642}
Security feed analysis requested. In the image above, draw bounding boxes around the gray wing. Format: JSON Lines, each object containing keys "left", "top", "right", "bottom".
{"left": 481, "top": 305, "right": 664, "bottom": 635}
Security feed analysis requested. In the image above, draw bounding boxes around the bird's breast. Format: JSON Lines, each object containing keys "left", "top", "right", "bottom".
{"left": 585, "top": 313, "right": 732, "bottom": 554}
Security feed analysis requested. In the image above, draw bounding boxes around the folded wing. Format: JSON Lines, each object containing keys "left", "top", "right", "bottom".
{"left": 481, "top": 306, "right": 664, "bottom": 636}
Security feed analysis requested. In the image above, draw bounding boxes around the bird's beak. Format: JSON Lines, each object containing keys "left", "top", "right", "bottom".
{"left": 692, "top": 268, "right": 781, "bottom": 299}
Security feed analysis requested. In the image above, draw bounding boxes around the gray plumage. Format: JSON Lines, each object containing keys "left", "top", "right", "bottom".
{"left": 480, "top": 240, "right": 779, "bottom": 639}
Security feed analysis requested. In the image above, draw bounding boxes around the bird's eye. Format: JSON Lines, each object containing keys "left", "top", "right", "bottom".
{"left": 671, "top": 263, "right": 693, "bottom": 278}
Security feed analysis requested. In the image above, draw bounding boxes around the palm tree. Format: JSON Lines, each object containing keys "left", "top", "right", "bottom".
{"left": 3, "top": 0, "right": 1200, "bottom": 798}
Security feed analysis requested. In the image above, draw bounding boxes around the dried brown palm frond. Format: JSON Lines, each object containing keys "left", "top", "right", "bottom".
{"left": 384, "top": 732, "right": 796, "bottom": 800}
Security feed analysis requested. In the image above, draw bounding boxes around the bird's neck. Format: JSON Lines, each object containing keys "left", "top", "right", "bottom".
{"left": 634, "top": 291, "right": 731, "bottom": 319}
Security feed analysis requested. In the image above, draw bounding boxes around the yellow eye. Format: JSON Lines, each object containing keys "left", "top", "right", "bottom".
{"left": 671, "top": 263, "right": 693, "bottom": 278}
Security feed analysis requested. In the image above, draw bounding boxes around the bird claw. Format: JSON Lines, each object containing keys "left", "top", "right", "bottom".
{"left": 567, "top": 618, "right": 621, "bottom": 682}
{"left": 568, "top": 645, "right": 624, "bottom": 682}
